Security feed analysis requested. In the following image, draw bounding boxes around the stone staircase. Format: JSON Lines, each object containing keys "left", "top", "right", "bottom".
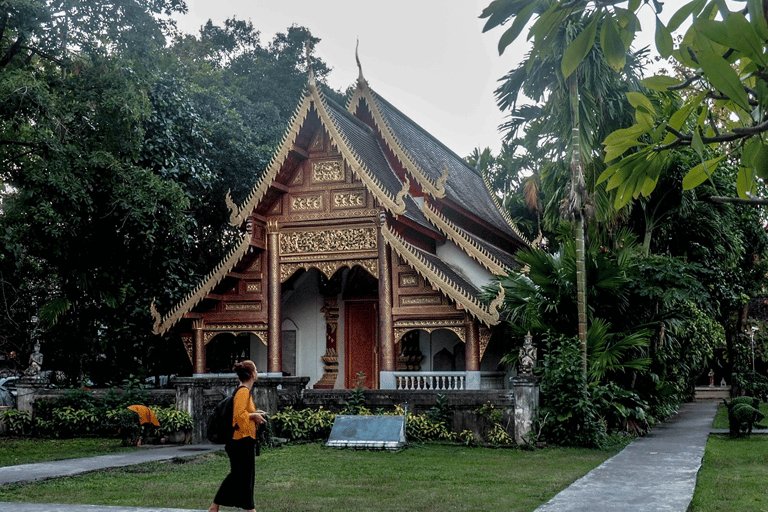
{"left": 694, "top": 386, "right": 731, "bottom": 401}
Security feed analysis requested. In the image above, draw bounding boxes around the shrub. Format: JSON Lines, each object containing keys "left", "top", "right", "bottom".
{"left": 724, "top": 396, "right": 765, "bottom": 437}
{"left": 537, "top": 335, "right": 606, "bottom": 448}
{"left": 155, "top": 408, "right": 193, "bottom": 437}
{"left": 1, "top": 409, "right": 32, "bottom": 436}
{"left": 271, "top": 407, "right": 336, "bottom": 442}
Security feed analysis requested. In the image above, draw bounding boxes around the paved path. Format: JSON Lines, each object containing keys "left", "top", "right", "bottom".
{"left": 0, "top": 401, "right": 720, "bottom": 512}
{"left": 535, "top": 400, "right": 719, "bottom": 512}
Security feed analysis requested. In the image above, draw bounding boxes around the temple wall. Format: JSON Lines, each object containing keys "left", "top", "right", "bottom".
{"left": 435, "top": 239, "right": 494, "bottom": 291}
{"left": 282, "top": 271, "right": 325, "bottom": 386}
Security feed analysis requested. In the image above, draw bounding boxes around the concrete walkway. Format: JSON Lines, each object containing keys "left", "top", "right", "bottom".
{"left": 0, "top": 444, "right": 223, "bottom": 512}
{"left": 1, "top": 401, "right": 720, "bottom": 512}
{"left": 535, "top": 400, "right": 719, "bottom": 512}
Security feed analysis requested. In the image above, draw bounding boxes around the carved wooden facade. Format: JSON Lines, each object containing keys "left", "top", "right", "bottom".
{"left": 152, "top": 67, "right": 528, "bottom": 389}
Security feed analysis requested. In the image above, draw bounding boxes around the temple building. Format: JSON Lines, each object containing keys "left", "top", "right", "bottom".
{"left": 151, "top": 63, "right": 529, "bottom": 390}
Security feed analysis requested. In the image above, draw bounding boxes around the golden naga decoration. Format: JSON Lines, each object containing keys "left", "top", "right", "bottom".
{"left": 489, "top": 283, "right": 505, "bottom": 324}
{"left": 150, "top": 298, "right": 162, "bottom": 335}
{"left": 395, "top": 177, "right": 410, "bottom": 214}
{"left": 225, "top": 189, "right": 237, "bottom": 220}
{"left": 436, "top": 164, "right": 449, "bottom": 197}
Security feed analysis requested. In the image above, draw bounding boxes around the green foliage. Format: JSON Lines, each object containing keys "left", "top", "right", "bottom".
{"left": 426, "top": 393, "right": 452, "bottom": 426}
{"left": 732, "top": 371, "right": 768, "bottom": 402}
{"left": 271, "top": 407, "right": 337, "bottom": 442}
{"left": 476, "top": 402, "right": 514, "bottom": 447}
{"left": 342, "top": 372, "right": 367, "bottom": 415}
{"left": 1, "top": 409, "right": 32, "bottom": 436}
{"left": 154, "top": 409, "right": 193, "bottom": 436}
{"left": 724, "top": 397, "right": 766, "bottom": 437}
{"left": 537, "top": 335, "right": 606, "bottom": 448}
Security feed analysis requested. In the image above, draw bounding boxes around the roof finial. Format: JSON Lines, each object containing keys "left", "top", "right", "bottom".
{"left": 356, "top": 38, "right": 366, "bottom": 85}
{"left": 306, "top": 32, "right": 315, "bottom": 87}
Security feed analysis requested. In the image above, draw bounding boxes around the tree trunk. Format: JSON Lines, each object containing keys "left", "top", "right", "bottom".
{"left": 567, "top": 72, "right": 589, "bottom": 385}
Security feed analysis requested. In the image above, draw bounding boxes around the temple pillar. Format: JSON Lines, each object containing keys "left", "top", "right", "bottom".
{"left": 466, "top": 319, "right": 480, "bottom": 371}
{"left": 378, "top": 212, "right": 395, "bottom": 373}
{"left": 192, "top": 319, "right": 206, "bottom": 375}
{"left": 267, "top": 220, "right": 282, "bottom": 374}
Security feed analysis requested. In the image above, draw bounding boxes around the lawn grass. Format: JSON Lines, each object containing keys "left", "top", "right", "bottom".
{"left": 0, "top": 437, "right": 138, "bottom": 466}
{"left": 0, "top": 442, "right": 621, "bottom": 512}
{"left": 689, "top": 434, "right": 768, "bottom": 511}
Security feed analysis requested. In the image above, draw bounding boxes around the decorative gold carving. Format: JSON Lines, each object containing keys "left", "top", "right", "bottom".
{"left": 281, "top": 259, "right": 377, "bottom": 283}
{"left": 266, "top": 219, "right": 279, "bottom": 234}
{"left": 489, "top": 283, "right": 505, "bottom": 324}
{"left": 269, "top": 200, "right": 282, "bottom": 214}
{"left": 290, "top": 168, "right": 304, "bottom": 186}
{"left": 246, "top": 282, "right": 261, "bottom": 293}
{"left": 310, "top": 131, "right": 323, "bottom": 151}
{"left": 333, "top": 190, "right": 365, "bottom": 209}
{"left": 401, "top": 295, "right": 441, "bottom": 306}
{"left": 479, "top": 326, "right": 492, "bottom": 361}
{"left": 393, "top": 322, "right": 466, "bottom": 346}
{"left": 290, "top": 194, "right": 323, "bottom": 211}
{"left": 279, "top": 227, "right": 377, "bottom": 255}
{"left": 246, "top": 256, "right": 261, "bottom": 273}
{"left": 382, "top": 224, "right": 500, "bottom": 327}
{"left": 225, "top": 303, "right": 261, "bottom": 311}
{"left": 280, "top": 208, "right": 379, "bottom": 223}
{"left": 399, "top": 273, "right": 419, "bottom": 287}
{"left": 312, "top": 160, "right": 344, "bottom": 182}
{"left": 313, "top": 348, "right": 339, "bottom": 388}
{"left": 202, "top": 324, "right": 268, "bottom": 346}
{"left": 422, "top": 201, "right": 508, "bottom": 275}
{"left": 310, "top": 87, "right": 406, "bottom": 216}
{"left": 181, "top": 335, "right": 193, "bottom": 364}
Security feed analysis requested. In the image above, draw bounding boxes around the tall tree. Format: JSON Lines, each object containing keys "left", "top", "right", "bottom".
{"left": 480, "top": 0, "right": 649, "bottom": 381}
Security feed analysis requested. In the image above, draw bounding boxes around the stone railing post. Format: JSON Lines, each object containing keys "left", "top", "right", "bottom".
{"left": 174, "top": 376, "right": 209, "bottom": 444}
{"left": 17, "top": 377, "right": 47, "bottom": 418}
{"left": 510, "top": 374, "right": 539, "bottom": 445}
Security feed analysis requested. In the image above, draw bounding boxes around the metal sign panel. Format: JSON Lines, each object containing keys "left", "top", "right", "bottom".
{"left": 326, "top": 415, "right": 407, "bottom": 450}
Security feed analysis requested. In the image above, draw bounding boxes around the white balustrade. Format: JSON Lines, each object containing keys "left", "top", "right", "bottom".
{"left": 393, "top": 372, "right": 466, "bottom": 390}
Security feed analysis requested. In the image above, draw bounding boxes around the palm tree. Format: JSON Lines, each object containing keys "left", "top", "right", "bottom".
{"left": 481, "top": 1, "right": 645, "bottom": 383}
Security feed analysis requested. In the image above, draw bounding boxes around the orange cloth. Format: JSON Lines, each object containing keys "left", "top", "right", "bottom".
{"left": 232, "top": 387, "right": 256, "bottom": 440}
{"left": 127, "top": 405, "right": 160, "bottom": 427}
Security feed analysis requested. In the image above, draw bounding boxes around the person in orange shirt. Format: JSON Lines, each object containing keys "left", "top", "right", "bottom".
{"left": 208, "top": 360, "right": 267, "bottom": 512}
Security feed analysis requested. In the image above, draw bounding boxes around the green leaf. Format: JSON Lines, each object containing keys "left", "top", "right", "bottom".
{"left": 601, "top": 15, "right": 627, "bottom": 72}
{"left": 640, "top": 75, "right": 683, "bottom": 91}
{"left": 737, "top": 165, "right": 756, "bottom": 199}
{"left": 626, "top": 92, "right": 656, "bottom": 116}
{"left": 692, "top": 38, "right": 751, "bottom": 112}
{"left": 668, "top": 0, "right": 706, "bottom": 32}
{"left": 39, "top": 297, "right": 72, "bottom": 329}
{"left": 691, "top": 130, "right": 704, "bottom": 159}
{"left": 748, "top": 0, "right": 768, "bottom": 40}
{"left": 498, "top": 0, "right": 539, "bottom": 55}
{"left": 682, "top": 155, "right": 726, "bottom": 190}
{"left": 655, "top": 16, "right": 674, "bottom": 59}
{"left": 561, "top": 15, "right": 600, "bottom": 79}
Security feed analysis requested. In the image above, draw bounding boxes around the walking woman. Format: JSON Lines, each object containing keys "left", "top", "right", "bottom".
{"left": 208, "top": 360, "right": 267, "bottom": 512}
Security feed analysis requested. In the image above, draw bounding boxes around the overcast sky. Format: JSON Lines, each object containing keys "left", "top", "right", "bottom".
{"left": 173, "top": 1, "right": 664, "bottom": 158}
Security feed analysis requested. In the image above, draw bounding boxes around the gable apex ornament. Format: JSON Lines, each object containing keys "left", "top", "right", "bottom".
{"left": 355, "top": 38, "right": 367, "bottom": 86}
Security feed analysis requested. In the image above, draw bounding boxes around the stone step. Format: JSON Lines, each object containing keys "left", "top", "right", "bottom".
{"left": 694, "top": 386, "right": 731, "bottom": 400}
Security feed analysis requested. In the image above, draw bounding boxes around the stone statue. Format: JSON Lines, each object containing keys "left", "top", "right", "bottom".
{"left": 519, "top": 332, "right": 537, "bottom": 375}
{"left": 24, "top": 343, "right": 43, "bottom": 378}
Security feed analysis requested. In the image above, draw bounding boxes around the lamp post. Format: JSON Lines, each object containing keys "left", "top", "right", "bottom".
{"left": 750, "top": 326, "right": 758, "bottom": 373}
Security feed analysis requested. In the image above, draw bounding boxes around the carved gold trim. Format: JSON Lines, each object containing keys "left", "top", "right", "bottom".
{"left": 382, "top": 224, "right": 500, "bottom": 327}
{"left": 203, "top": 324, "right": 268, "bottom": 347}
{"left": 393, "top": 320, "right": 466, "bottom": 346}
{"left": 153, "top": 236, "right": 253, "bottom": 335}
{"left": 279, "top": 226, "right": 377, "bottom": 255}
{"left": 422, "top": 202, "right": 508, "bottom": 275}
{"left": 280, "top": 258, "right": 377, "bottom": 283}
{"left": 333, "top": 190, "right": 366, "bottom": 209}
{"left": 181, "top": 335, "right": 193, "bottom": 364}
{"left": 312, "top": 160, "right": 344, "bottom": 182}
{"left": 290, "top": 194, "right": 323, "bottom": 211}
{"left": 479, "top": 326, "right": 492, "bottom": 362}
{"left": 228, "top": 92, "right": 313, "bottom": 226}
{"left": 246, "top": 282, "right": 261, "bottom": 293}
{"left": 401, "top": 295, "right": 441, "bottom": 306}
{"left": 225, "top": 303, "right": 262, "bottom": 311}
{"left": 309, "top": 84, "right": 407, "bottom": 216}
{"left": 347, "top": 80, "right": 446, "bottom": 199}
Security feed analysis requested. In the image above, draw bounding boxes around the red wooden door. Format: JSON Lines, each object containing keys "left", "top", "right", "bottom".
{"left": 345, "top": 301, "right": 378, "bottom": 389}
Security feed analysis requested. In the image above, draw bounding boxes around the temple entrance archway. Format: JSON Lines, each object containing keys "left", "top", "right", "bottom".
{"left": 206, "top": 333, "right": 250, "bottom": 373}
